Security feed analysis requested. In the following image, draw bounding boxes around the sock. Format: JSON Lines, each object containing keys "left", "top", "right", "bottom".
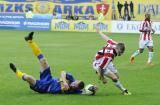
{"left": 113, "top": 80, "right": 126, "bottom": 92}
{"left": 148, "top": 52, "right": 153, "bottom": 63}
{"left": 16, "top": 70, "right": 25, "bottom": 78}
{"left": 131, "top": 50, "right": 140, "bottom": 57}
{"left": 28, "top": 41, "right": 44, "bottom": 60}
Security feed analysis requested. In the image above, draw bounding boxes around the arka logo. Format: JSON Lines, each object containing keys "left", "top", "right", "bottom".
{"left": 96, "top": 3, "right": 109, "bottom": 15}
{"left": 35, "top": 2, "right": 51, "bottom": 14}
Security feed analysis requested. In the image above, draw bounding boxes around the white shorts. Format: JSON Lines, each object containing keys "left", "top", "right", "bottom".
{"left": 93, "top": 58, "right": 118, "bottom": 75}
{"left": 139, "top": 40, "right": 153, "bottom": 49}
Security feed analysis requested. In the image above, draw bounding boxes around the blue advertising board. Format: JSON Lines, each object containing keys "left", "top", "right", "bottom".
{"left": 0, "top": 16, "right": 51, "bottom": 30}
{"left": 23, "top": 19, "right": 51, "bottom": 30}
{"left": 0, "top": 13, "right": 25, "bottom": 19}
{"left": 0, "top": 18, "right": 23, "bottom": 30}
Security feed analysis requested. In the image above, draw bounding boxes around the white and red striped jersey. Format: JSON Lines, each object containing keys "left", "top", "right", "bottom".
{"left": 94, "top": 39, "right": 118, "bottom": 61}
{"left": 139, "top": 20, "right": 153, "bottom": 41}
{"left": 107, "top": 39, "right": 117, "bottom": 48}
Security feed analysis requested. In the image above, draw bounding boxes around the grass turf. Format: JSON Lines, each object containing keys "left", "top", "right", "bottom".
{"left": 0, "top": 30, "right": 160, "bottom": 105}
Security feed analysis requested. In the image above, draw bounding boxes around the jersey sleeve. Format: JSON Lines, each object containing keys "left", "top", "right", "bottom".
{"left": 66, "top": 72, "right": 75, "bottom": 82}
{"left": 106, "top": 39, "right": 117, "bottom": 45}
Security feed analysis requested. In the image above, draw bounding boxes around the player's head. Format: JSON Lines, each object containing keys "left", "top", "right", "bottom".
{"left": 116, "top": 43, "right": 125, "bottom": 56}
{"left": 145, "top": 13, "right": 151, "bottom": 20}
{"left": 70, "top": 80, "right": 85, "bottom": 90}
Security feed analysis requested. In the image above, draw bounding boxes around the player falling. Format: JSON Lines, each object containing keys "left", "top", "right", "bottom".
{"left": 92, "top": 29, "right": 131, "bottom": 95}
{"left": 9, "top": 32, "right": 97, "bottom": 95}
{"left": 130, "top": 13, "right": 155, "bottom": 65}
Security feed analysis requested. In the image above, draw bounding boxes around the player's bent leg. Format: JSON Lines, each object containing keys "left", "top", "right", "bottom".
{"left": 130, "top": 40, "right": 146, "bottom": 63}
{"left": 130, "top": 50, "right": 140, "bottom": 63}
{"left": 148, "top": 46, "right": 153, "bottom": 52}
{"left": 106, "top": 72, "right": 123, "bottom": 90}
{"left": 9, "top": 63, "right": 36, "bottom": 86}
{"left": 139, "top": 48, "right": 144, "bottom": 53}
{"left": 130, "top": 48, "right": 143, "bottom": 63}
{"left": 106, "top": 71, "right": 131, "bottom": 95}
{"left": 114, "top": 73, "right": 119, "bottom": 79}
{"left": 23, "top": 74, "right": 36, "bottom": 86}
{"left": 25, "top": 32, "right": 42, "bottom": 57}
{"left": 39, "top": 58, "right": 49, "bottom": 72}
{"left": 10, "top": 63, "right": 25, "bottom": 78}
{"left": 25, "top": 32, "right": 50, "bottom": 72}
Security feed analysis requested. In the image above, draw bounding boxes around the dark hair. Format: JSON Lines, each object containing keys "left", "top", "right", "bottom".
{"left": 78, "top": 81, "right": 85, "bottom": 89}
{"left": 117, "top": 43, "right": 125, "bottom": 53}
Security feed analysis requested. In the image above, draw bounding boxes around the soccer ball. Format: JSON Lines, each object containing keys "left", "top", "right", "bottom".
{"left": 84, "top": 84, "right": 96, "bottom": 95}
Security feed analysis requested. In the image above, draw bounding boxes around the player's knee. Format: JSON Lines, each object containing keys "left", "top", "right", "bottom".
{"left": 25, "top": 75, "right": 36, "bottom": 85}
{"left": 149, "top": 48, "right": 153, "bottom": 52}
{"left": 139, "top": 49, "right": 143, "bottom": 53}
{"left": 24, "top": 75, "right": 32, "bottom": 80}
{"left": 40, "top": 59, "right": 49, "bottom": 68}
{"left": 116, "top": 75, "right": 119, "bottom": 79}
{"left": 112, "top": 78, "right": 118, "bottom": 82}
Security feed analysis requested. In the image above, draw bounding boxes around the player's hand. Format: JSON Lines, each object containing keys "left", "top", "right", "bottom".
{"left": 101, "top": 78, "right": 107, "bottom": 84}
{"left": 152, "top": 29, "right": 155, "bottom": 34}
{"left": 95, "top": 27, "right": 100, "bottom": 32}
{"left": 63, "top": 82, "right": 70, "bottom": 90}
{"left": 98, "top": 72, "right": 103, "bottom": 80}
{"left": 98, "top": 68, "right": 105, "bottom": 80}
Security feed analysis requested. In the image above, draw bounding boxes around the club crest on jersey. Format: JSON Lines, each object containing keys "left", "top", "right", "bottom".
{"left": 96, "top": 3, "right": 109, "bottom": 15}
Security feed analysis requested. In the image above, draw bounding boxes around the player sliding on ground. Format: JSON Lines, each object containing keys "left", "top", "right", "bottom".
{"left": 130, "top": 13, "right": 155, "bottom": 65}
{"left": 92, "top": 29, "right": 131, "bottom": 95}
{"left": 9, "top": 32, "right": 97, "bottom": 95}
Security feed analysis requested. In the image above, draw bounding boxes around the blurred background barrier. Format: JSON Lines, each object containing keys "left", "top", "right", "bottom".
{"left": 111, "top": 21, "right": 160, "bottom": 34}
{"left": 0, "top": 17, "right": 51, "bottom": 30}
{"left": 0, "top": 0, "right": 159, "bottom": 33}
{"left": 51, "top": 19, "right": 110, "bottom": 32}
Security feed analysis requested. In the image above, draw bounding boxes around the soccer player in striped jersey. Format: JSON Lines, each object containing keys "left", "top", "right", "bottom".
{"left": 9, "top": 32, "right": 97, "bottom": 95}
{"left": 130, "top": 13, "right": 155, "bottom": 65}
{"left": 92, "top": 29, "right": 131, "bottom": 95}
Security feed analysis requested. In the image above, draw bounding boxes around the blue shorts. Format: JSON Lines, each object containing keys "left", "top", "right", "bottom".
{"left": 30, "top": 67, "right": 53, "bottom": 93}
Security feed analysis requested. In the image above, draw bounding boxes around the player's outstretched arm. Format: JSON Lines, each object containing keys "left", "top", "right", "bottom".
{"left": 97, "top": 68, "right": 107, "bottom": 84}
{"left": 96, "top": 28, "right": 110, "bottom": 41}
{"left": 151, "top": 28, "right": 155, "bottom": 34}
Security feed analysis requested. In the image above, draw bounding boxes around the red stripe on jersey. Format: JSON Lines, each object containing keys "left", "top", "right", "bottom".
{"left": 140, "top": 21, "right": 146, "bottom": 40}
{"left": 141, "top": 21, "right": 145, "bottom": 31}
{"left": 96, "top": 55, "right": 104, "bottom": 60}
{"left": 99, "top": 57, "right": 109, "bottom": 69}
{"left": 148, "top": 22, "right": 151, "bottom": 40}
{"left": 143, "top": 32, "right": 146, "bottom": 40}
{"left": 104, "top": 53, "right": 114, "bottom": 58}
{"left": 96, "top": 53, "right": 114, "bottom": 60}
{"left": 143, "top": 21, "right": 147, "bottom": 40}
{"left": 96, "top": 47, "right": 115, "bottom": 60}
{"left": 148, "top": 32, "right": 151, "bottom": 40}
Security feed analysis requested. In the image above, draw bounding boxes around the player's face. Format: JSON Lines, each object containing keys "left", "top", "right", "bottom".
{"left": 117, "top": 47, "right": 125, "bottom": 56}
{"left": 116, "top": 43, "right": 125, "bottom": 56}
{"left": 70, "top": 80, "right": 81, "bottom": 90}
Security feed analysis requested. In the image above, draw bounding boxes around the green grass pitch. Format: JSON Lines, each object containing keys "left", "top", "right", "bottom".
{"left": 0, "top": 30, "right": 160, "bottom": 105}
